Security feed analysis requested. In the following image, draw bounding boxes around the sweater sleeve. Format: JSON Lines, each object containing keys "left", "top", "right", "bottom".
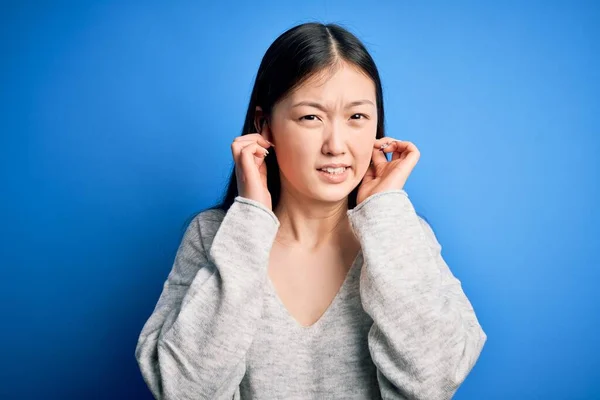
{"left": 347, "top": 189, "right": 487, "bottom": 400}
{"left": 135, "top": 196, "right": 280, "bottom": 400}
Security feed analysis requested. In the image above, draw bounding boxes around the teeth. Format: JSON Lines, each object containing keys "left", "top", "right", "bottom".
{"left": 320, "top": 167, "right": 346, "bottom": 174}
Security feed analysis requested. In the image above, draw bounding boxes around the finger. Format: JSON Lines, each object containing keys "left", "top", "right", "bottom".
{"left": 377, "top": 139, "right": 413, "bottom": 160}
{"left": 370, "top": 142, "right": 388, "bottom": 166}
{"left": 234, "top": 133, "right": 273, "bottom": 149}
{"left": 374, "top": 137, "right": 401, "bottom": 150}
{"left": 234, "top": 141, "right": 269, "bottom": 163}
{"left": 259, "top": 122, "right": 275, "bottom": 147}
{"left": 387, "top": 141, "right": 419, "bottom": 161}
{"left": 382, "top": 140, "right": 408, "bottom": 159}
{"left": 231, "top": 139, "right": 270, "bottom": 162}
{"left": 239, "top": 143, "right": 269, "bottom": 182}
{"left": 373, "top": 137, "right": 396, "bottom": 162}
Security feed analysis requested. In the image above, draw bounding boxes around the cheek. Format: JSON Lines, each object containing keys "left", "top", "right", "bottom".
{"left": 354, "top": 136, "right": 376, "bottom": 163}
{"left": 349, "top": 137, "right": 376, "bottom": 179}
{"left": 271, "top": 125, "right": 317, "bottom": 180}
{"left": 278, "top": 145, "right": 315, "bottom": 177}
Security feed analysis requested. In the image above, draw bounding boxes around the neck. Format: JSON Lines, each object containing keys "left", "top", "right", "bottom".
{"left": 274, "top": 186, "right": 353, "bottom": 251}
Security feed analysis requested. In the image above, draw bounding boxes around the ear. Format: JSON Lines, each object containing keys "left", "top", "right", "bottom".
{"left": 254, "top": 106, "right": 272, "bottom": 141}
{"left": 253, "top": 106, "right": 265, "bottom": 133}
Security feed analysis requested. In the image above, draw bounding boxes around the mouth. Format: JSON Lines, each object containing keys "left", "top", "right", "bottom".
{"left": 317, "top": 166, "right": 349, "bottom": 175}
{"left": 316, "top": 166, "right": 351, "bottom": 183}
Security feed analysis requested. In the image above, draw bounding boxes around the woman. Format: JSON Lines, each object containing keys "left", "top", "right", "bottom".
{"left": 135, "top": 22, "right": 487, "bottom": 400}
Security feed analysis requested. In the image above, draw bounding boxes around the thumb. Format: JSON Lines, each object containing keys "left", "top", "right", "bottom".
{"left": 361, "top": 161, "right": 376, "bottom": 185}
{"left": 370, "top": 144, "right": 388, "bottom": 167}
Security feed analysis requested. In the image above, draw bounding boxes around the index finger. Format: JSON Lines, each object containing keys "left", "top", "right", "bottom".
{"left": 235, "top": 133, "right": 273, "bottom": 149}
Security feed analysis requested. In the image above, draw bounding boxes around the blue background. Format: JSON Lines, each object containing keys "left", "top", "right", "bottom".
{"left": 2, "top": 1, "right": 599, "bottom": 399}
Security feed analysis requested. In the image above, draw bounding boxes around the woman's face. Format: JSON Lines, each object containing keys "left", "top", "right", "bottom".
{"left": 268, "top": 61, "right": 378, "bottom": 205}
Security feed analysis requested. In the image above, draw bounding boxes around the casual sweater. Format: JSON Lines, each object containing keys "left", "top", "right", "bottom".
{"left": 135, "top": 189, "right": 487, "bottom": 400}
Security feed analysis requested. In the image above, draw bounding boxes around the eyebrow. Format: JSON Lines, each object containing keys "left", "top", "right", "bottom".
{"left": 291, "top": 99, "right": 375, "bottom": 111}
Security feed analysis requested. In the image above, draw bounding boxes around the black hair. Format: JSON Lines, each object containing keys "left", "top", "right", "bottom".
{"left": 189, "top": 22, "right": 432, "bottom": 229}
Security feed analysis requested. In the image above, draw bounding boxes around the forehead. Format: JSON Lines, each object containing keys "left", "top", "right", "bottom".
{"left": 284, "top": 62, "right": 376, "bottom": 105}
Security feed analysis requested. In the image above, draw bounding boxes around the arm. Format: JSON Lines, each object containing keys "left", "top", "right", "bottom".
{"left": 135, "top": 197, "right": 279, "bottom": 400}
{"left": 347, "top": 190, "right": 487, "bottom": 400}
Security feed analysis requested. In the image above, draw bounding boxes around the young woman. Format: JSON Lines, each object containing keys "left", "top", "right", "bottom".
{"left": 135, "top": 22, "right": 487, "bottom": 400}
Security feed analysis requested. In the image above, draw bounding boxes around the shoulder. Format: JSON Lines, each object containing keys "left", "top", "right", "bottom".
{"left": 184, "top": 208, "right": 226, "bottom": 250}
{"left": 194, "top": 207, "right": 226, "bottom": 227}
{"left": 416, "top": 215, "right": 442, "bottom": 250}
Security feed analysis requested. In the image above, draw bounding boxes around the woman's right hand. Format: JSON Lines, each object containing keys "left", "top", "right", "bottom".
{"left": 231, "top": 124, "right": 274, "bottom": 210}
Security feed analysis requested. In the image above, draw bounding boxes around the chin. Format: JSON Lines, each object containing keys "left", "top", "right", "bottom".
{"left": 309, "top": 182, "right": 357, "bottom": 204}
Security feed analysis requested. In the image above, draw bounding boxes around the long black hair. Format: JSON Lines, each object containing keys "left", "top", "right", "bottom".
{"left": 193, "top": 22, "right": 431, "bottom": 228}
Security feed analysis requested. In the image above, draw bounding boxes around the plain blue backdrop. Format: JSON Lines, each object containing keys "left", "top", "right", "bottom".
{"left": 2, "top": 1, "right": 599, "bottom": 399}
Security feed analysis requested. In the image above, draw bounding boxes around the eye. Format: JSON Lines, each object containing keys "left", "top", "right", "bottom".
{"left": 350, "top": 113, "right": 367, "bottom": 120}
{"left": 300, "top": 115, "right": 320, "bottom": 121}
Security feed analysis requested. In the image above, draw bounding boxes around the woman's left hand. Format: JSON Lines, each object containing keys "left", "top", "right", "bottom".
{"left": 357, "top": 137, "right": 421, "bottom": 205}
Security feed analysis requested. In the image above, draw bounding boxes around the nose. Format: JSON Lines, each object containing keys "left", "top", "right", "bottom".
{"left": 321, "top": 120, "right": 347, "bottom": 156}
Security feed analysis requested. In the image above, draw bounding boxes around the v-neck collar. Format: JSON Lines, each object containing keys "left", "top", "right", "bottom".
{"left": 264, "top": 250, "right": 363, "bottom": 332}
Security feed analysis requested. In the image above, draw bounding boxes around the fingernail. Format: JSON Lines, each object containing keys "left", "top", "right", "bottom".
{"left": 264, "top": 149, "right": 269, "bottom": 156}
{"left": 268, "top": 141, "right": 275, "bottom": 147}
